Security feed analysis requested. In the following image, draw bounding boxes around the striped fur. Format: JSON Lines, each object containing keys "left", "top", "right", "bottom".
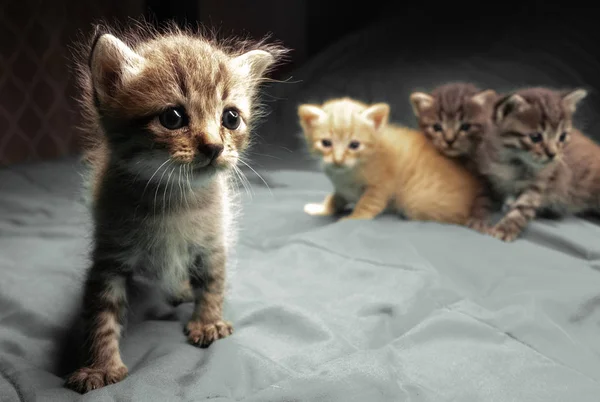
{"left": 65, "top": 23, "right": 285, "bottom": 394}
{"left": 476, "top": 87, "right": 592, "bottom": 241}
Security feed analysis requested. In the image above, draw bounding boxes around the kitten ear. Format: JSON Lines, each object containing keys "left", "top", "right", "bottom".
{"left": 561, "top": 89, "right": 587, "bottom": 114}
{"left": 90, "top": 34, "right": 145, "bottom": 101}
{"left": 409, "top": 92, "right": 434, "bottom": 117}
{"left": 494, "top": 94, "right": 528, "bottom": 122}
{"left": 232, "top": 49, "right": 275, "bottom": 80}
{"left": 298, "top": 104, "right": 327, "bottom": 129}
{"left": 362, "top": 103, "right": 390, "bottom": 131}
{"left": 470, "top": 89, "right": 497, "bottom": 107}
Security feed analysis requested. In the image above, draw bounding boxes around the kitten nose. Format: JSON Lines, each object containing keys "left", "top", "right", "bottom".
{"left": 546, "top": 151, "right": 556, "bottom": 160}
{"left": 198, "top": 143, "right": 224, "bottom": 162}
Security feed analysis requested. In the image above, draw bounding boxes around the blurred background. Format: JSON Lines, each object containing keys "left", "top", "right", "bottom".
{"left": 0, "top": 0, "right": 598, "bottom": 167}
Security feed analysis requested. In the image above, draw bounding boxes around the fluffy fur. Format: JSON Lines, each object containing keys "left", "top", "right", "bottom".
{"left": 476, "top": 86, "right": 594, "bottom": 241}
{"left": 410, "top": 82, "right": 497, "bottom": 162}
{"left": 65, "top": 23, "right": 285, "bottom": 393}
{"left": 409, "top": 82, "right": 499, "bottom": 231}
{"left": 298, "top": 97, "right": 480, "bottom": 224}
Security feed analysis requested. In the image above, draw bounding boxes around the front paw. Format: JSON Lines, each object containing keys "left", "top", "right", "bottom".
{"left": 467, "top": 218, "right": 491, "bottom": 233}
{"left": 488, "top": 224, "right": 520, "bottom": 242}
{"left": 185, "top": 320, "right": 233, "bottom": 348}
{"left": 304, "top": 203, "right": 332, "bottom": 216}
{"left": 65, "top": 365, "right": 128, "bottom": 394}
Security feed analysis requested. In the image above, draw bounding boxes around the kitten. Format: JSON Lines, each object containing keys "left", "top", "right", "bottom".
{"left": 409, "top": 82, "right": 497, "bottom": 162}
{"left": 476, "top": 86, "right": 591, "bottom": 241}
{"left": 65, "top": 25, "right": 284, "bottom": 393}
{"left": 409, "top": 82, "right": 498, "bottom": 229}
{"left": 298, "top": 97, "right": 480, "bottom": 225}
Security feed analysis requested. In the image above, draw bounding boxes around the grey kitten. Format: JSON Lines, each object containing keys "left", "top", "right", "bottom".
{"left": 65, "top": 24, "right": 284, "bottom": 393}
{"left": 476, "top": 86, "right": 592, "bottom": 241}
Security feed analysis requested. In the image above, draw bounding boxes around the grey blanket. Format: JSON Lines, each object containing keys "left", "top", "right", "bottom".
{"left": 1, "top": 157, "right": 600, "bottom": 402}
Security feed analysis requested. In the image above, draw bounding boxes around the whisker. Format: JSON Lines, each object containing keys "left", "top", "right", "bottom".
{"left": 238, "top": 159, "right": 272, "bottom": 196}
{"left": 233, "top": 165, "right": 252, "bottom": 198}
{"left": 178, "top": 165, "right": 189, "bottom": 210}
{"left": 167, "top": 166, "right": 176, "bottom": 212}
{"left": 186, "top": 164, "right": 195, "bottom": 201}
{"left": 163, "top": 166, "right": 174, "bottom": 215}
{"left": 235, "top": 163, "right": 254, "bottom": 196}
{"left": 143, "top": 158, "right": 171, "bottom": 198}
{"left": 154, "top": 160, "right": 172, "bottom": 216}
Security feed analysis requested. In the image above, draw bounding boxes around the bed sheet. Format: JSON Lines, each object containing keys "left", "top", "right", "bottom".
{"left": 1, "top": 158, "right": 600, "bottom": 401}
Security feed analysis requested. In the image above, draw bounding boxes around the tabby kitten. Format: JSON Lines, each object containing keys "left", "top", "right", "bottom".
{"left": 65, "top": 25, "right": 283, "bottom": 393}
{"left": 409, "top": 82, "right": 497, "bottom": 162}
{"left": 476, "top": 87, "right": 591, "bottom": 241}
{"left": 299, "top": 97, "right": 480, "bottom": 224}
{"left": 409, "top": 82, "right": 498, "bottom": 229}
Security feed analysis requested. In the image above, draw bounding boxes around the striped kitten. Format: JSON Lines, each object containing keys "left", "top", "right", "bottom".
{"left": 409, "top": 82, "right": 497, "bottom": 163}
{"left": 477, "top": 87, "right": 592, "bottom": 241}
{"left": 65, "top": 25, "right": 283, "bottom": 393}
{"left": 298, "top": 97, "right": 480, "bottom": 225}
{"left": 409, "top": 82, "right": 498, "bottom": 230}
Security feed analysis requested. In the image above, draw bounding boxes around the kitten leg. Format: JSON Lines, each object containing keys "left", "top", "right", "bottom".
{"left": 65, "top": 265, "right": 128, "bottom": 393}
{"left": 185, "top": 248, "right": 233, "bottom": 348}
{"left": 488, "top": 186, "right": 543, "bottom": 242}
{"left": 341, "top": 186, "right": 389, "bottom": 220}
{"left": 304, "top": 193, "right": 345, "bottom": 216}
{"left": 467, "top": 189, "right": 493, "bottom": 233}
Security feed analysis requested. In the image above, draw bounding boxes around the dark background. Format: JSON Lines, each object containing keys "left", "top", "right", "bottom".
{"left": 1, "top": 0, "right": 598, "bottom": 166}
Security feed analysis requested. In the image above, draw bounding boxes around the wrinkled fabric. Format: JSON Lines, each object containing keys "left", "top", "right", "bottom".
{"left": 1, "top": 158, "right": 600, "bottom": 402}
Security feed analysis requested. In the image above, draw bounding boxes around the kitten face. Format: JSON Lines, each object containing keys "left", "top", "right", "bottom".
{"left": 493, "top": 87, "right": 587, "bottom": 167}
{"left": 298, "top": 98, "right": 389, "bottom": 170}
{"left": 410, "top": 83, "right": 497, "bottom": 158}
{"left": 89, "top": 33, "right": 277, "bottom": 182}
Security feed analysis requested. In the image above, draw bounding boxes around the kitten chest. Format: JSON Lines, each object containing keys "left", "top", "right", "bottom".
{"left": 127, "top": 208, "right": 223, "bottom": 292}
{"left": 488, "top": 161, "right": 532, "bottom": 198}
{"left": 324, "top": 166, "right": 365, "bottom": 203}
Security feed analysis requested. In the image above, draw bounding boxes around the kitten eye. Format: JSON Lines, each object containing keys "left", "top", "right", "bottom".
{"left": 559, "top": 132, "right": 568, "bottom": 142}
{"left": 348, "top": 141, "right": 360, "bottom": 150}
{"left": 321, "top": 139, "right": 332, "bottom": 147}
{"left": 222, "top": 108, "right": 241, "bottom": 130}
{"left": 460, "top": 123, "right": 471, "bottom": 131}
{"left": 159, "top": 107, "right": 187, "bottom": 130}
{"left": 529, "top": 133, "right": 543, "bottom": 143}
{"left": 432, "top": 123, "right": 443, "bottom": 132}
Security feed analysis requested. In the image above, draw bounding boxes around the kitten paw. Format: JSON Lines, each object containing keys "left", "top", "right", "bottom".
{"left": 65, "top": 365, "right": 128, "bottom": 394}
{"left": 185, "top": 320, "right": 233, "bottom": 348}
{"left": 304, "top": 203, "right": 332, "bottom": 216}
{"left": 488, "top": 226, "right": 519, "bottom": 242}
{"left": 467, "top": 218, "right": 491, "bottom": 233}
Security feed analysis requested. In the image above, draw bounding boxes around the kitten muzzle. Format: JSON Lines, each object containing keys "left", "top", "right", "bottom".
{"left": 194, "top": 143, "right": 224, "bottom": 168}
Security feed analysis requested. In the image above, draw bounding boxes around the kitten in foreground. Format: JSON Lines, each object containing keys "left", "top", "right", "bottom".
{"left": 476, "top": 86, "right": 594, "bottom": 241}
{"left": 409, "top": 82, "right": 499, "bottom": 230}
{"left": 298, "top": 97, "right": 480, "bottom": 224}
{"left": 65, "top": 24, "right": 284, "bottom": 393}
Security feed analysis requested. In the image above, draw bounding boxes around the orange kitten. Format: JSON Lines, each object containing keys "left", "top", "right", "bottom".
{"left": 298, "top": 97, "right": 480, "bottom": 225}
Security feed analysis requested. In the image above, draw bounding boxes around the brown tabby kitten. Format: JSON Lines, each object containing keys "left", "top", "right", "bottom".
{"left": 65, "top": 25, "right": 284, "bottom": 393}
{"left": 409, "top": 82, "right": 498, "bottom": 229}
{"left": 476, "top": 87, "right": 591, "bottom": 241}
{"left": 410, "top": 82, "right": 497, "bottom": 163}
